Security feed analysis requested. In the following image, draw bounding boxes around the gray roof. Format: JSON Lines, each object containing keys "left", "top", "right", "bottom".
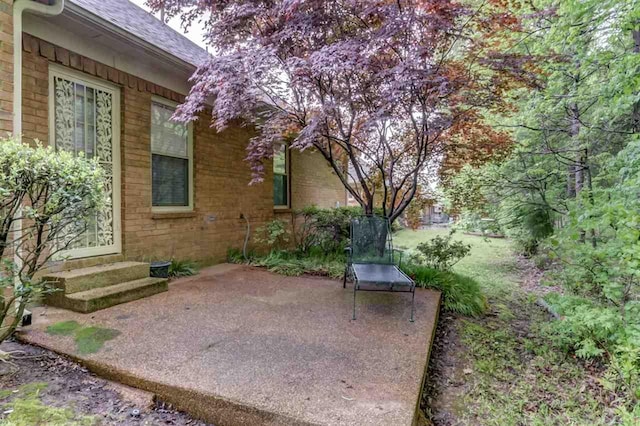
{"left": 69, "top": 0, "right": 210, "bottom": 67}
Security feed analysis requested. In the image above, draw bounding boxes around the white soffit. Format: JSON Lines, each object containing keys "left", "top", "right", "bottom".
{"left": 24, "top": 12, "right": 194, "bottom": 96}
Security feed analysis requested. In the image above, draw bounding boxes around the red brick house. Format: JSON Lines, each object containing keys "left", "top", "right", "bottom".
{"left": 0, "top": 0, "right": 346, "bottom": 311}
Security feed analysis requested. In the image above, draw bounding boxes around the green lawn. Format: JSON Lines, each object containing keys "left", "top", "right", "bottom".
{"left": 395, "top": 228, "right": 515, "bottom": 299}
{"left": 395, "top": 228, "right": 616, "bottom": 425}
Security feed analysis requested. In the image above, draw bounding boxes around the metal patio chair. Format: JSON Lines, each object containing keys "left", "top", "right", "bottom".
{"left": 343, "top": 216, "right": 415, "bottom": 321}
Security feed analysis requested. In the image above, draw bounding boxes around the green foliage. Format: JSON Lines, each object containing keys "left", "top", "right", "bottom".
{"left": 542, "top": 293, "right": 640, "bottom": 411}
{"left": 410, "top": 232, "right": 471, "bottom": 271}
{"left": 249, "top": 249, "right": 345, "bottom": 279}
{"left": 0, "top": 382, "right": 97, "bottom": 426}
{"left": 536, "top": 141, "right": 640, "bottom": 409}
{"left": 401, "top": 263, "right": 486, "bottom": 316}
{"left": 255, "top": 219, "right": 290, "bottom": 251}
{"left": 503, "top": 203, "right": 554, "bottom": 256}
{"left": 455, "top": 210, "right": 503, "bottom": 236}
{"left": 226, "top": 247, "right": 246, "bottom": 263}
{"left": 45, "top": 321, "right": 120, "bottom": 355}
{"left": 396, "top": 229, "right": 625, "bottom": 423}
{"left": 0, "top": 137, "right": 106, "bottom": 345}
{"left": 168, "top": 259, "right": 198, "bottom": 278}
{"left": 294, "top": 205, "right": 363, "bottom": 253}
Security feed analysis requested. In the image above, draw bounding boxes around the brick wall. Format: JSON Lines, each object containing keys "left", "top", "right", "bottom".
{"left": 0, "top": 0, "right": 12, "bottom": 134}
{"left": 20, "top": 34, "right": 347, "bottom": 265}
{"left": 290, "top": 149, "right": 346, "bottom": 210}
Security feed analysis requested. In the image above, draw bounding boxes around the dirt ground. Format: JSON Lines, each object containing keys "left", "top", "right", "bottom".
{"left": 0, "top": 340, "right": 211, "bottom": 426}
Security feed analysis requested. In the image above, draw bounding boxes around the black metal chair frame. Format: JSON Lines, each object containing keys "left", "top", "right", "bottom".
{"left": 343, "top": 216, "right": 416, "bottom": 322}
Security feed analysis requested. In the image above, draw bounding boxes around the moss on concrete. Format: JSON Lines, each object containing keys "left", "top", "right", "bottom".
{"left": 46, "top": 321, "right": 120, "bottom": 355}
{"left": 74, "top": 327, "right": 121, "bottom": 355}
{"left": 45, "top": 320, "right": 81, "bottom": 336}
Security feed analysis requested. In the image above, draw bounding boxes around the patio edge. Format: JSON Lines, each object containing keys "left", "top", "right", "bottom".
{"left": 412, "top": 290, "right": 442, "bottom": 426}
{"left": 15, "top": 334, "right": 317, "bottom": 426}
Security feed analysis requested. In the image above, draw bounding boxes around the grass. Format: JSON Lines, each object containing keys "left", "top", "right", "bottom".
{"left": 396, "top": 228, "right": 619, "bottom": 425}
{"left": 0, "top": 382, "right": 97, "bottom": 426}
{"left": 400, "top": 263, "right": 487, "bottom": 316}
{"left": 46, "top": 321, "right": 120, "bottom": 355}
{"left": 395, "top": 227, "right": 515, "bottom": 299}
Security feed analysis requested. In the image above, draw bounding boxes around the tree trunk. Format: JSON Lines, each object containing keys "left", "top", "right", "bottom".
{"left": 570, "top": 102, "right": 583, "bottom": 195}
{"left": 633, "top": 26, "right": 640, "bottom": 133}
{"left": 568, "top": 60, "right": 587, "bottom": 242}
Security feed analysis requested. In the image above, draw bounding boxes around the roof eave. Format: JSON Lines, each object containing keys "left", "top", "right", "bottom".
{"left": 64, "top": 1, "right": 199, "bottom": 74}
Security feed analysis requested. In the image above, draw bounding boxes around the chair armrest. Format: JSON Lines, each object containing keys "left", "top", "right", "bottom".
{"left": 344, "top": 247, "right": 352, "bottom": 264}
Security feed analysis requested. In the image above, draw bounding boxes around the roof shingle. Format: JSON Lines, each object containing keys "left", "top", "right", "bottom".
{"left": 69, "top": 0, "right": 210, "bottom": 67}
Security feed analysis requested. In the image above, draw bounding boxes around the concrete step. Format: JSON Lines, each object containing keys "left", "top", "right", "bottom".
{"left": 43, "top": 261, "right": 150, "bottom": 294}
{"left": 46, "top": 277, "right": 168, "bottom": 313}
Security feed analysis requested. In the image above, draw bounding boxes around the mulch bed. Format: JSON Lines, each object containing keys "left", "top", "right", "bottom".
{"left": 0, "top": 340, "right": 212, "bottom": 425}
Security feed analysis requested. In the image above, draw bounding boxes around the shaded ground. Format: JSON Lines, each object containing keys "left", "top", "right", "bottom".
{"left": 17, "top": 264, "right": 440, "bottom": 426}
{"left": 395, "top": 229, "right": 616, "bottom": 425}
{"left": 0, "top": 340, "right": 209, "bottom": 425}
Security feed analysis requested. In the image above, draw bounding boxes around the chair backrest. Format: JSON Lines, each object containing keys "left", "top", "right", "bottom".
{"left": 349, "top": 216, "right": 394, "bottom": 264}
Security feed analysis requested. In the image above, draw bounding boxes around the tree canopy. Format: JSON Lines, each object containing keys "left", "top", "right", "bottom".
{"left": 149, "top": 0, "right": 533, "bottom": 221}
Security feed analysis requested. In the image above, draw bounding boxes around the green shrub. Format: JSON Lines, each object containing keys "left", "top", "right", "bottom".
{"left": 455, "top": 210, "right": 503, "bottom": 235}
{"left": 410, "top": 232, "right": 471, "bottom": 271}
{"left": 401, "top": 263, "right": 486, "bottom": 316}
{"left": 255, "top": 219, "right": 290, "bottom": 251}
{"left": 543, "top": 293, "right": 640, "bottom": 407}
{"left": 227, "top": 247, "right": 246, "bottom": 263}
{"left": 251, "top": 250, "right": 345, "bottom": 278}
{"left": 0, "top": 138, "right": 106, "bottom": 345}
{"left": 294, "top": 205, "right": 363, "bottom": 253}
{"left": 501, "top": 203, "right": 554, "bottom": 256}
{"left": 169, "top": 259, "right": 198, "bottom": 278}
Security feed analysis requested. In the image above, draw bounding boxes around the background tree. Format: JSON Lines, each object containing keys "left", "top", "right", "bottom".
{"left": 0, "top": 139, "right": 105, "bottom": 345}
{"left": 441, "top": 0, "right": 640, "bottom": 410}
{"left": 149, "top": 0, "right": 532, "bottom": 222}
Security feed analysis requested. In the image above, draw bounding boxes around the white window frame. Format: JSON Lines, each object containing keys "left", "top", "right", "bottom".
{"left": 150, "top": 96, "right": 194, "bottom": 213}
{"left": 273, "top": 143, "right": 290, "bottom": 209}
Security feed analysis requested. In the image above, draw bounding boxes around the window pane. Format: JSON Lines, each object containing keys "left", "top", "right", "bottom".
{"left": 274, "top": 174, "right": 288, "bottom": 206}
{"left": 273, "top": 144, "right": 286, "bottom": 175}
{"left": 152, "top": 154, "right": 189, "bottom": 206}
{"left": 151, "top": 102, "right": 188, "bottom": 158}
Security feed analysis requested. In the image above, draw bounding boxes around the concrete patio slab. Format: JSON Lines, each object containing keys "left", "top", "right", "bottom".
{"left": 18, "top": 264, "right": 440, "bottom": 426}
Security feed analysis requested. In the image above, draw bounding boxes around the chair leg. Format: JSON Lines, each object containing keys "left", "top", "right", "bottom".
{"left": 410, "top": 287, "right": 415, "bottom": 322}
{"left": 343, "top": 266, "right": 348, "bottom": 288}
{"left": 352, "top": 285, "right": 357, "bottom": 320}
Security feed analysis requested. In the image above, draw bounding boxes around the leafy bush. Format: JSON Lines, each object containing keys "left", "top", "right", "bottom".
{"left": 543, "top": 293, "right": 640, "bottom": 408}
{"left": 410, "top": 232, "right": 471, "bottom": 271}
{"left": 227, "top": 247, "right": 246, "bottom": 263}
{"left": 401, "top": 263, "right": 486, "bottom": 316}
{"left": 247, "top": 250, "right": 345, "bottom": 278}
{"left": 539, "top": 141, "right": 640, "bottom": 410}
{"left": 0, "top": 138, "right": 105, "bottom": 345}
{"left": 169, "top": 259, "right": 198, "bottom": 278}
{"left": 455, "top": 210, "right": 503, "bottom": 235}
{"left": 293, "top": 206, "right": 399, "bottom": 254}
{"left": 502, "top": 202, "right": 554, "bottom": 256}
{"left": 255, "top": 219, "right": 290, "bottom": 251}
{"left": 294, "top": 206, "right": 362, "bottom": 253}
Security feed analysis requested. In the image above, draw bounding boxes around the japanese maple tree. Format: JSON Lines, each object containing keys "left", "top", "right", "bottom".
{"left": 149, "top": 0, "right": 526, "bottom": 222}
